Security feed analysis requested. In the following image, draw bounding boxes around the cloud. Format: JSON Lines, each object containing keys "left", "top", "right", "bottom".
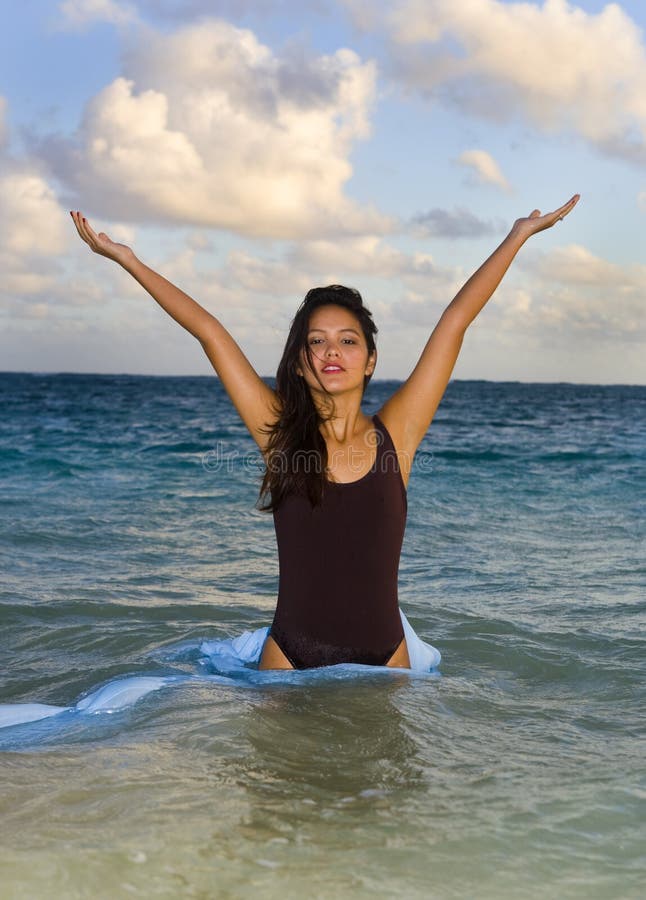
{"left": 0, "top": 164, "right": 128, "bottom": 316}
{"left": 514, "top": 243, "right": 645, "bottom": 339}
{"left": 522, "top": 243, "right": 622, "bottom": 287}
{"left": 284, "top": 236, "right": 465, "bottom": 329}
{"left": 638, "top": 191, "right": 646, "bottom": 211}
{"left": 134, "top": 0, "right": 322, "bottom": 22}
{"left": 290, "top": 236, "right": 437, "bottom": 278}
{"left": 0, "top": 174, "right": 65, "bottom": 308}
{"left": 0, "top": 171, "right": 66, "bottom": 259}
{"left": 0, "top": 102, "right": 68, "bottom": 309}
{"left": 146, "top": 233, "right": 462, "bottom": 335}
{"left": 219, "top": 250, "right": 312, "bottom": 298}
{"left": 459, "top": 148, "right": 512, "bottom": 192}
{"left": 59, "top": 0, "right": 139, "bottom": 28}
{"left": 209, "top": 235, "right": 456, "bottom": 306}
{"left": 0, "top": 97, "right": 144, "bottom": 326}
{"left": 346, "top": 0, "right": 646, "bottom": 166}
{"left": 385, "top": 239, "right": 645, "bottom": 342}
{"left": 409, "top": 206, "right": 500, "bottom": 239}
{"left": 37, "top": 20, "right": 390, "bottom": 239}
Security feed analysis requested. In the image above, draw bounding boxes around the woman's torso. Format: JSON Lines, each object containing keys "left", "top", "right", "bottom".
{"left": 269, "top": 414, "right": 407, "bottom": 668}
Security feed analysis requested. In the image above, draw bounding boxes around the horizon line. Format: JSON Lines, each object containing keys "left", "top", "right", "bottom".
{"left": 0, "top": 370, "right": 643, "bottom": 388}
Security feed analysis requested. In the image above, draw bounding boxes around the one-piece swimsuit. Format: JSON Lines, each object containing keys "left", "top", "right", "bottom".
{"left": 269, "top": 414, "right": 407, "bottom": 669}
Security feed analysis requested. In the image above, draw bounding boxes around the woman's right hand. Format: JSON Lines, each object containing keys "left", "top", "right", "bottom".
{"left": 70, "top": 211, "right": 136, "bottom": 268}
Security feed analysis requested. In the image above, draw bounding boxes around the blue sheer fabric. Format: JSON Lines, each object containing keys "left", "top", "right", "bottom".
{"left": 0, "top": 611, "right": 440, "bottom": 732}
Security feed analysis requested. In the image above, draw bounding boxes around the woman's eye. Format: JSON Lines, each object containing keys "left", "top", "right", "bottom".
{"left": 308, "top": 337, "right": 356, "bottom": 345}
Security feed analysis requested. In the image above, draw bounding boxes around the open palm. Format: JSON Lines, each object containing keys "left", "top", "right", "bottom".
{"left": 70, "top": 211, "right": 135, "bottom": 267}
{"left": 512, "top": 194, "right": 580, "bottom": 240}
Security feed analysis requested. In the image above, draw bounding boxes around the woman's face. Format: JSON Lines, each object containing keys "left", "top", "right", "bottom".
{"left": 298, "top": 304, "right": 376, "bottom": 394}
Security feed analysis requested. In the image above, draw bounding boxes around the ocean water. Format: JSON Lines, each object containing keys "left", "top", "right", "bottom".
{"left": 0, "top": 372, "right": 644, "bottom": 899}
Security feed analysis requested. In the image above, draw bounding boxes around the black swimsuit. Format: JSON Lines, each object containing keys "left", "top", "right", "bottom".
{"left": 269, "top": 414, "right": 407, "bottom": 669}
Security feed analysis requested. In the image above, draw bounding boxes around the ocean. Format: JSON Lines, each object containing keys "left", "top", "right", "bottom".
{"left": 0, "top": 372, "right": 644, "bottom": 899}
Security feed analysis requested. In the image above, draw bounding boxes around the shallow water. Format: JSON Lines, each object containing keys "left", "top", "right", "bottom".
{"left": 0, "top": 374, "right": 644, "bottom": 899}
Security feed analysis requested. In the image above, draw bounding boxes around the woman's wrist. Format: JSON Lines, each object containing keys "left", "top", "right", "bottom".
{"left": 118, "top": 248, "right": 141, "bottom": 273}
{"left": 506, "top": 222, "right": 532, "bottom": 248}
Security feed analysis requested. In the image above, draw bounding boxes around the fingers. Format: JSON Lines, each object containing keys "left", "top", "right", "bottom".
{"left": 70, "top": 210, "right": 92, "bottom": 246}
{"left": 529, "top": 194, "right": 579, "bottom": 231}
{"left": 70, "top": 211, "right": 104, "bottom": 252}
{"left": 70, "top": 210, "right": 84, "bottom": 240}
{"left": 527, "top": 195, "right": 579, "bottom": 227}
{"left": 514, "top": 193, "right": 580, "bottom": 239}
{"left": 552, "top": 194, "right": 580, "bottom": 221}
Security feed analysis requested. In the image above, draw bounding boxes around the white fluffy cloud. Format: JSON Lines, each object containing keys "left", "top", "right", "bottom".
{"left": 346, "top": 0, "right": 646, "bottom": 164}
{"left": 0, "top": 105, "right": 68, "bottom": 305}
{"left": 40, "top": 20, "right": 389, "bottom": 238}
{"left": 0, "top": 96, "right": 139, "bottom": 321}
{"left": 290, "top": 236, "right": 437, "bottom": 279}
{"left": 457, "top": 149, "right": 511, "bottom": 192}
{"left": 515, "top": 243, "right": 645, "bottom": 338}
{"left": 0, "top": 171, "right": 66, "bottom": 260}
{"left": 59, "top": 0, "right": 138, "bottom": 28}
{"left": 523, "top": 244, "right": 621, "bottom": 287}
{"left": 198, "top": 235, "right": 455, "bottom": 310}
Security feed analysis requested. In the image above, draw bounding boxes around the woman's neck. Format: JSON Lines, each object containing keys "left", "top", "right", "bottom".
{"left": 318, "top": 405, "right": 371, "bottom": 444}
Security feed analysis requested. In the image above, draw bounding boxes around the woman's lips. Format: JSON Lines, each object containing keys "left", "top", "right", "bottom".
{"left": 321, "top": 365, "right": 344, "bottom": 373}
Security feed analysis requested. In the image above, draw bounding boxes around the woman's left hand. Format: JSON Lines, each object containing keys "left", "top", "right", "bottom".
{"left": 511, "top": 194, "right": 580, "bottom": 241}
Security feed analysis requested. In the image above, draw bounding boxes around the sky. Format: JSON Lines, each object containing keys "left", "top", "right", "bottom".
{"left": 1, "top": 0, "right": 645, "bottom": 383}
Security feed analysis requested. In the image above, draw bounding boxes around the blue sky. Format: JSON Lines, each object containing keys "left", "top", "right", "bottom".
{"left": 1, "top": 0, "right": 645, "bottom": 383}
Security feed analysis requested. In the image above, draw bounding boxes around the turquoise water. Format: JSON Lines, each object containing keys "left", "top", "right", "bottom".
{"left": 0, "top": 373, "right": 644, "bottom": 899}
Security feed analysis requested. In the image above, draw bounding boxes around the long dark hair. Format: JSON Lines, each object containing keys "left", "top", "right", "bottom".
{"left": 259, "top": 285, "right": 378, "bottom": 511}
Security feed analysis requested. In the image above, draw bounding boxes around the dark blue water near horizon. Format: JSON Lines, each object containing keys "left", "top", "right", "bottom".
{"left": 0, "top": 372, "right": 644, "bottom": 899}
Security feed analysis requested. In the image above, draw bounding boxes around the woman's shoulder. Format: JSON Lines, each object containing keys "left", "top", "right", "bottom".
{"left": 372, "top": 408, "right": 414, "bottom": 489}
{"left": 371, "top": 410, "right": 396, "bottom": 449}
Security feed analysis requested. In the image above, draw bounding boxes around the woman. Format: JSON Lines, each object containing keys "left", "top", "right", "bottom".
{"left": 71, "top": 194, "right": 579, "bottom": 671}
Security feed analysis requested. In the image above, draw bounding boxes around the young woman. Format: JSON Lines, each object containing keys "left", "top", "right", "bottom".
{"left": 71, "top": 194, "right": 579, "bottom": 671}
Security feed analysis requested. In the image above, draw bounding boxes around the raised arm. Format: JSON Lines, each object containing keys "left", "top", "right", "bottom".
{"left": 70, "top": 212, "right": 277, "bottom": 449}
{"left": 378, "top": 194, "right": 580, "bottom": 479}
